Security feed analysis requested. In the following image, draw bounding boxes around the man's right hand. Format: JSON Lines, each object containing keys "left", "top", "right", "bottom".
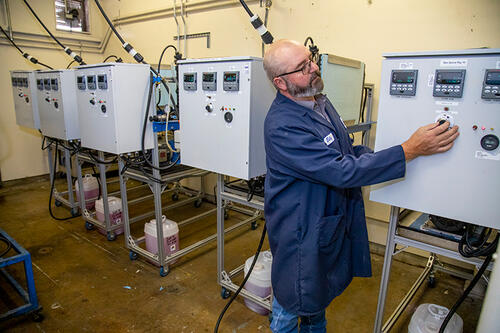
{"left": 401, "top": 121, "right": 460, "bottom": 161}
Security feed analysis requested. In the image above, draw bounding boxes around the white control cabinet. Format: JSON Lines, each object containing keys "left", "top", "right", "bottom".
{"left": 10, "top": 70, "right": 40, "bottom": 130}
{"left": 35, "top": 70, "right": 80, "bottom": 140}
{"left": 75, "top": 63, "right": 154, "bottom": 154}
{"left": 370, "top": 49, "right": 500, "bottom": 229}
{"left": 178, "top": 57, "right": 275, "bottom": 180}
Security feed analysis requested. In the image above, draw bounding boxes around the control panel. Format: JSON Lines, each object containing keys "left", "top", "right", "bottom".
{"left": 223, "top": 71, "right": 240, "bottom": 91}
{"left": 10, "top": 70, "right": 40, "bottom": 130}
{"left": 75, "top": 63, "right": 154, "bottom": 154}
{"left": 35, "top": 70, "right": 80, "bottom": 140}
{"left": 390, "top": 70, "right": 418, "bottom": 96}
{"left": 178, "top": 57, "right": 275, "bottom": 180}
{"left": 202, "top": 72, "right": 216, "bottom": 91}
{"left": 433, "top": 69, "right": 466, "bottom": 98}
{"left": 183, "top": 73, "right": 197, "bottom": 91}
{"left": 481, "top": 69, "right": 500, "bottom": 100}
{"left": 371, "top": 49, "right": 500, "bottom": 229}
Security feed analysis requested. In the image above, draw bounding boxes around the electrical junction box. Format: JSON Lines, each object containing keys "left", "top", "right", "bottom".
{"left": 75, "top": 63, "right": 154, "bottom": 154}
{"left": 370, "top": 49, "right": 500, "bottom": 229}
{"left": 35, "top": 70, "right": 80, "bottom": 140}
{"left": 319, "top": 53, "right": 365, "bottom": 126}
{"left": 10, "top": 70, "right": 40, "bottom": 130}
{"left": 178, "top": 57, "right": 275, "bottom": 180}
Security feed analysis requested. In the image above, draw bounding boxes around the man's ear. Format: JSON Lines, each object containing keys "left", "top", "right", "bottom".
{"left": 273, "top": 77, "right": 287, "bottom": 91}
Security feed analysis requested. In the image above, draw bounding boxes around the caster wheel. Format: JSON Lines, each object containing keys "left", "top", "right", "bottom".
{"left": 194, "top": 198, "right": 203, "bottom": 208}
{"left": 54, "top": 200, "right": 62, "bottom": 207}
{"left": 160, "top": 266, "right": 170, "bottom": 277}
{"left": 71, "top": 208, "right": 79, "bottom": 217}
{"left": 31, "top": 311, "right": 44, "bottom": 322}
{"left": 224, "top": 210, "right": 229, "bottom": 220}
{"left": 107, "top": 232, "right": 116, "bottom": 241}
{"left": 251, "top": 221, "right": 258, "bottom": 230}
{"left": 172, "top": 193, "right": 179, "bottom": 201}
{"left": 428, "top": 276, "right": 436, "bottom": 288}
{"left": 85, "top": 221, "right": 95, "bottom": 230}
{"left": 129, "top": 251, "right": 138, "bottom": 261}
{"left": 221, "top": 287, "right": 231, "bottom": 299}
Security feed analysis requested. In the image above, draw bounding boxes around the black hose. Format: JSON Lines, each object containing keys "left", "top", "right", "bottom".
{"left": 157, "top": 45, "right": 177, "bottom": 74}
{"left": 23, "top": 0, "right": 65, "bottom": 49}
{"left": 214, "top": 224, "right": 267, "bottom": 333}
{"left": 0, "top": 235, "right": 12, "bottom": 257}
{"left": 104, "top": 55, "right": 122, "bottom": 62}
{"left": 439, "top": 243, "right": 497, "bottom": 333}
{"left": 93, "top": 0, "right": 179, "bottom": 112}
{"left": 48, "top": 142, "right": 81, "bottom": 220}
{"left": 66, "top": 60, "right": 77, "bottom": 69}
{"left": 1, "top": 25, "right": 53, "bottom": 69}
{"left": 239, "top": 0, "right": 254, "bottom": 16}
{"left": 1, "top": 25, "right": 23, "bottom": 53}
{"left": 93, "top": 0, "right": 126, "bottom": 44}
{"left": 23, "top": 0, "right": 85, "bottom": 64}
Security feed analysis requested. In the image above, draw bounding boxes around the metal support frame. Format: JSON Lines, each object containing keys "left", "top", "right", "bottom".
{"left": 0, "top": 228, "right": 42, "bottom": 321}
{"left": 118, "top": 141, "right": 237, "bottom": 275}
{"left": 216, "top": 174, "right": 271, "bottom": 311}
{"left": 47, "top": 140, "right": 79, "bottom": 216}
{"left": 75, "top": 151, "right": 147, "bottom": 240}
{"left": 373, "top": 206, "right": 493, "bottom": 333}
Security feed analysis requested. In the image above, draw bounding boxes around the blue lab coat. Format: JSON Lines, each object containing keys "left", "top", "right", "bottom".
{"left": 264, "top": 92, "right": 406, "bottom": 315}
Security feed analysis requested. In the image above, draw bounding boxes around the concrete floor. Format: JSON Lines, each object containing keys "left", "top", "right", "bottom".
{"left": 0, "top": 176, "right": 483, "bottom": 332}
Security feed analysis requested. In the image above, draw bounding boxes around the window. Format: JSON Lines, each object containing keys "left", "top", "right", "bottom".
{"left": 55, "top": 0, "right": 89, "bottom": 33}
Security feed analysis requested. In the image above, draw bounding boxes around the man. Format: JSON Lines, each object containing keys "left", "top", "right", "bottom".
{"left": 263, "top": 40, "right": 459, "bottom": 332}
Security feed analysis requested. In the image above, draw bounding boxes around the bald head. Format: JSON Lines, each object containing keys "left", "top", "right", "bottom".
{"left": 263, "top": 39, "right": 305, "bottom": 83}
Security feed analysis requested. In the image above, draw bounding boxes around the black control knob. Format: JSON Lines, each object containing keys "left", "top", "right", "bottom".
{"left": 90, "top": 99, "right": 95, "bottom": 105}
{"left": 481, "top": 134, "right": 499, "bottom": 151}
{"left": 25, "top": 97, "right": 29, "bottom": 103}
{"left": 205, "top": 104, "right": 213, "bottom": 113}
{"left": 224, "top": 112, "right": 233, "bottom": 123}
{"left": 45, "top": 97, "right": 50, "bottom": 102}
{"left": 18, "top": 93, "right": 23, "bottom": 97}
{"left": 101, "top": 104, "right": 106, "bottom": 113}
{"left": 54, "top": 101, "right": 59, "bottom": 109}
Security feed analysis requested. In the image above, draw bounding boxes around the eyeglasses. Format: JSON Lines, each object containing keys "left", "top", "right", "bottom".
{"left": 276, "top": 56, "right": 313, "bottom": 78}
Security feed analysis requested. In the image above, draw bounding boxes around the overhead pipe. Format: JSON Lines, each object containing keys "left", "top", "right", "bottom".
{"left": 180, "top": 0, "right": 187, "bottom": 57}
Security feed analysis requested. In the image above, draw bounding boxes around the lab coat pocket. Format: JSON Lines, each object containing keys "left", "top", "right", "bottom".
{"left": 317, "top": 214, "right": 345, "bottom": 249}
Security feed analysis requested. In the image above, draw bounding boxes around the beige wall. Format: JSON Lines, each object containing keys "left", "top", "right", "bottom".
{"left": 1, "top": 1, "right": 499, "bottom": 223}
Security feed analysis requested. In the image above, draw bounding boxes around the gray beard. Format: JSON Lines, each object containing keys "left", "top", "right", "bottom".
{"left": 284, "top": 73, "right": 324, "bottom": 98}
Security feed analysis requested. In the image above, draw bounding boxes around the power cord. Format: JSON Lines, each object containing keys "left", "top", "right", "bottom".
{"left": 438, "top": 228, "right": 499, "bottom": 332}
{"left": 214, "top": 224, "right": 267, "bottom": 333}
{"left": 0, "top": 25, "right": 53, "bottom": 69}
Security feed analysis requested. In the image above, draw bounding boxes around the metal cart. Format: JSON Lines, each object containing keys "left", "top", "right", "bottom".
{"left": 373, "top": 206, "right": 494, "bottom": 333}
{"left": 47, "top": 140, "right": 79, "bottom": 216}
{"left": 0, "top": 228, "right": 43, "bottom": 322}
{"left": 216, "top": 174, "right": 269, "bottom": 308}
{"left": 75, "top": 151, "right": 147, "bottom": 241}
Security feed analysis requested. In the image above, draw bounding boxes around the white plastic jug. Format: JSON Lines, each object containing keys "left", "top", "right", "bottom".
{"left": 243, "top": 250, "right": 273, "bottom": 315}
{"left": 75, "top": 174, "right": 99, "bottom": 210}
{"left": 95, "top": 196, "right": 123, "bottom": 236}
{"left": 144, "top": 215, "right": 179, "bottom": 259}
{"left": 408, "top": 303, "right": 463, "bottom": 333}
